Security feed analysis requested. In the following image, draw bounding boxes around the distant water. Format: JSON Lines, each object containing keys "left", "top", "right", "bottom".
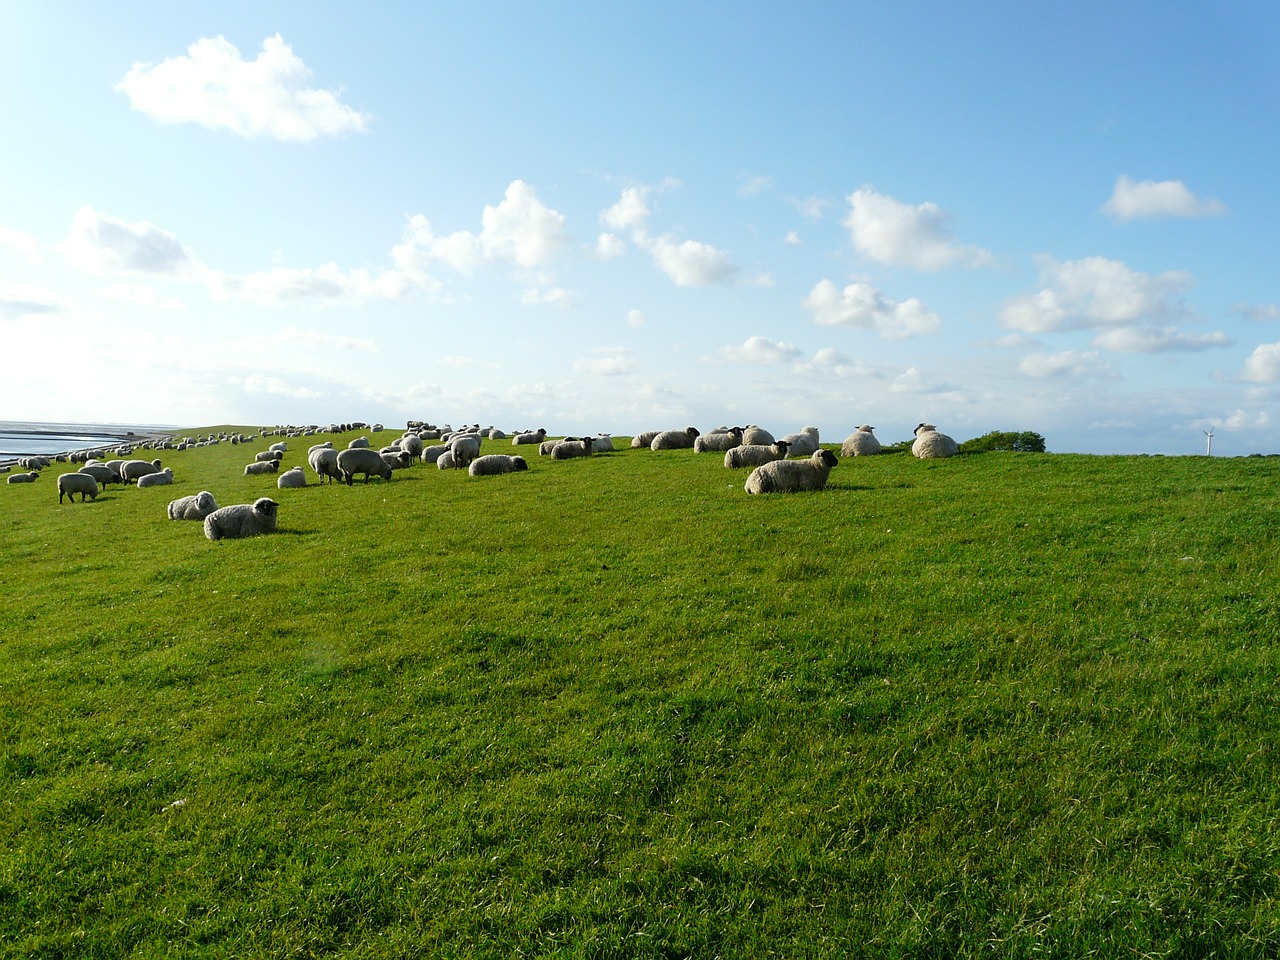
{"left": 0, "top": 420, "right": 175, "bottom": 459}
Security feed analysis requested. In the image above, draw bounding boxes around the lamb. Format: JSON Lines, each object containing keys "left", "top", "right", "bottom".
{"left": 512, "top": 428, "right": 547, "bottom": 446}
{"left": 308, "top": 447, "right": 343, "bottom": 484}
{"left": 337, "top": 447, "right": 393, "bottom": 484}
{"left": 694, "top": 427, "right": 744, "bottom": 453}
{"left": 57, "top": 472, "right": 99, "bottom": 503}
{"left": 204, "top": 497, "right": 279, "bottom": 541}
{"left": 468, "top": 454, "right": 529, "bottom": 476}
{"left": 651, "top": 427, "right": 700, "bottom": 450}
{"left": 551, "top": 437, "right": 595, "bottom": 459}
{"left": 744, "top": 449, "right": 839, "bottom": 494}
{"left": 841, "top": 425, "right": 882, "bottom": 457}
{"left": 630, "top": 431, "right": 660, "bottom": 449}
{"left": 168, "top": 491, "right": 218, "bottom": 520}
{"left": 741, "top": 425, "right": 775, "bottom": 446}
{"left": 120, "top": 459, "right": 163, "bottom": 484}
{"left": 779, "top": 426, "right": 821, "bottom": 458}
{"left": 277, "top": 466, "right": 307, "bottom": 488}
{"left": 449, "top": 434, "right": 482, "bottom": 469}
{"left": 6, "top": 472, "right": 38, "bottom": 483}
{"left": 244, "top": 460, "right": 280, "bottom": 476}
{"left": 136, "top": 468, "right": 174, "bottom": 488}
{"left": 911, "top": 423, "right": 959, "bottom": 459}
{"left": 436, "top": 450, "right": 457, "bottom": 469}
{"left": 723, "top": 440, "right": 791, "bottom": 469}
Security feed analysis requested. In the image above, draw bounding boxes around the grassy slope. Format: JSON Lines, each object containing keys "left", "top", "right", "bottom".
{"left": 2, "top": 430, "right": 1279, "bottom": 957}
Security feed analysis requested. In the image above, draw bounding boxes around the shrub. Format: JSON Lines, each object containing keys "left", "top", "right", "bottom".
{"left": 959, "top": 430, "right": 1046, "bottom": 454}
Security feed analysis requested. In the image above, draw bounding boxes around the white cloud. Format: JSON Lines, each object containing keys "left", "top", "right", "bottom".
{"left": 650, "top": 235, "right": 736, "bottom": 287}
{"left": 573, "top": 347, "right": 634, "bottom": 376}
{"left": 784, "top": 230, "right": 802, "bottom": 246}
{"left": 116, "top": 34, "right": 369, "bottom": 142}
{"left": 237, "top": 326, "right": 377, "bottom": 352}
{"left": 61, "top": 206, "right": 197, "bottom": 276}
{"left": 1101, "top": 176, "right": 1226, "bottom": 222}
{"left": 627, "top": 309, "right": 647, "bottom": 328}
{"left": 208, "top": 263, "right": 412, "bottom": 304}
{"left": 600, "top": 186, "right": 651, "bottom": 238}
{"left": 792, "top": 196, "right": 831, "bottom": 220}
{"left": 1241, "top": 343, "right": 1280, "bottom": 383}
{"left": 1234, "top": 303, "right": 1280, "bottom": 322}
{"left": 0, "top": 282, "right": 63, "bottom": 319}
{"left": 0, "top": 225, "right": 41, "bottom": 262}
{"left": 719, "top": 335, "right": 803, "bottom": 364}
{"left": 738, "top": 174, "right": 771, "bottom": 197}
{"left": 595, "top": 232, "right": 626, "bottom": 260}
{"left": 521, "top": 287, "right": 579, "bottom": 308}
{"left": 1018, "top": 350, "right": 1108, "bottom": 378}
{"left": 844, "top": 186, "right": 991, "bottom": 271}
{"left": 1000, "top": 255, "right": 1194, "bottom": 334}
{"left": 240, "top": 373, "right": 327, "bottom": 399}
{"left": 1091, "top": 326, "right": 1228, "bottom": 353}
{"left": 803, "top": 279, "right": 941, "bottom": 339}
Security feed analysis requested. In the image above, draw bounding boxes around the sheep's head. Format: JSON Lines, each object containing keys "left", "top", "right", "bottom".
{"left": 254, "top": 498, "right": 279, "bottom": 519}
{"left": 915, "top": 423, "right": 936, "bottom": 436}
{"left": 817, "top": 449, "right": 839, "bottom": 468}
{"left": 512, "top": 457, "right": 529, "bottom": 471}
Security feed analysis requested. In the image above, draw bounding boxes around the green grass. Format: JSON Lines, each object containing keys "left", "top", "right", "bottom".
{"left": 3, "top": 430, "right": 1280, "bottom": 957}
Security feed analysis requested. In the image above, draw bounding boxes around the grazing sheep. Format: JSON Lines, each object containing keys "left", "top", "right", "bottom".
{"left": 398, "top": 434, "right": 424, "bottom": 459}
{"left": 136, "top": 468, "right": 174, "bottom": 488}
{"left": 244, "top": 460, "right": 280, "bottom": 476}
{"left": 550, "top": 437, "right": 594, "bottom": 460}
{"left": 912, "top": 423, "right": 959, "bottom": 459}
{"left": 694, "top": 427, "right": 744, "bottom": 453}
{"left": 337, "top": 447, "right": 393, "bottom": 484}
{"left": 57, "top": 472, "right": 98, "bottom": 503}
{"left": 380, "top": 450, "right": 414, "bottom": 470}
{"left": 841, "top": 425, "right": 882, "bottom": 457}
{"left": 308, "top": 447, "right": 342, "bottom": 484}
{"left": 724, "top": 440, "right": 791, "bottom": 469}
{"left": 204, "top": 497, "right": 279, "bottom": 541}
{"left": 630, "top": 431, "right": 660, "bottom": 449}
{"left": 741, "top": 425, "right": 776, "bottom": 446}
{"left": 779, "top": 426, "right": 821, "bottom": 458}
{"left": 277, "top": 466, "right": 307, "bottom": 488}
{"left": 468, "top": 454, "right": 529, "bottom": 476}
{"left": 308, "top": 441, "right": 334, "bottom": 454}
{"left": 651, "top": 427, "right": 701, "bottom": 451}
{"left": 6, "top": 472, "right": 39, "bottom": 484}
{"left": 512, "top": 428, "right": 547, "bottom": 446}
{"left": 120, "top": 459, "right": 163, "bottom": 484}
{"left": 436, "top": 450, "right": 457, "bottom": 470}
{"left": 450, "top": 434, "right": 481, "bottom": 469}
{"left": 77, "top": 464, "right": 123, "bottom": 489}
{"left": 744, "top": 449, "right": 839, "bottom": 494}
{"left": 168, "top": 491, "right": 218, "bottom": 521}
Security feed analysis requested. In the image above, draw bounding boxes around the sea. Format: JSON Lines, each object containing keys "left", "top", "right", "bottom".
{"left": 0, "top": 420, "right": 177, "bottom": 461}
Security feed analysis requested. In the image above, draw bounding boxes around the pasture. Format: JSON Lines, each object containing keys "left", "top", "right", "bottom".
{"left": 2, "top": 427, "right": 1278, "bottom": 957}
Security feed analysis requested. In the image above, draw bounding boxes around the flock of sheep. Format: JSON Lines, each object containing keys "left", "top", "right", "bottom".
{"left": 5, "top": 420, "right": 963, "bottom": 540}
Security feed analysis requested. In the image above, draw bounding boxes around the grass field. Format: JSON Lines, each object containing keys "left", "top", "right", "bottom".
{"left": 2, "top": 428, "right": 1279, "bottom": 957}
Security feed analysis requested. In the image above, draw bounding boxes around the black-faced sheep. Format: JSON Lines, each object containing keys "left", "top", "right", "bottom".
{"left": 512, "top": 428, "right": 547, "bottom": 446}
{"left": 650, "top": 427, "right": 700, "bottom": 450}
{"left": 551, "top": 437, "right": 595, "bottom": 460}
{"left": 741, "top": 425, "right": 775, "bottom": 445}
{"left": 121, "top": 459, "right": 163, "bottom": 484}
{"left": 744, "top": 449, "right": 839, "bottom": 494}
{"left": 694, "top": 427, "right": 744, "bottom": 453}
{"left": 204, "top": 498, "right": 279, "bottom": 541}
{"left": 244, "top": 460, "right": 280, "bottom": 476}
{"left": 468, "top": 454, "right": 529, "bottom": 476}
{"left": 724, "top": 440, "right": 790, "bottom": 469}
{"left": 841, "top": 425, "right": 882, "bottom": 457}
{"left": 57, "top": 473, "right": 98, "bottom": 503}
{"left": 911, "top": 423, "right": 959, "bottom": 459}
{"left": 630, "top": 431, "right": 661, "bottom": 449}
{"left": 168, "top": 491, "right": 218, "bottom": 520}
{"left": 337, "top": 447, "right": 393, "bottom": 484}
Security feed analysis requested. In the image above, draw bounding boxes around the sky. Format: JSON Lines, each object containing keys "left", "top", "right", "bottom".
{"left": 2, "top": 1, "right": 1279, "bottom": 455}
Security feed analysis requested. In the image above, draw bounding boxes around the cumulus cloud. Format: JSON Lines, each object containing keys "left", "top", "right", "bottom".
{"left": 573, "top": 347, "right": 635, "bottom": 376}
{"left": 240, "top": 373, "right": 327, "bottom": 399}
{"left": 116, "top": 34, "right": 369, "bottom": 142}
{"left": 595, "top": 232, "right": 626, "bottom": 260}
{"left": 1018, "top": 350, "right": 1108, "bottom": 378}
{"left": 600, "top": 186, "right": 651, "bottom": 238}
{"left": 844, "top": 187, "right": 991, "bottom": 271}
{"left": 208, "top": 263, "right": 412, "bottom": 304}
{"left": 803, "top": 279, "right": 941, "bottom": 339}
{"left": 1101, "top": 176, "right": 1226, "bottom": 222}
{"left": 1241, "top": 343, "right": 1280, "bottom": 383}
{"left": 792, "top": 196, "right": 832, "bottom": 219}
{"left": 0, "top": 282, "right": 63, "bottom": 319}
{"left": 719, "top": 335, "right": 803, "bottom": 364}
{"left": 61, "top": 206, "right": 197, "bottom": 276}
{"left": 650, "top": 235, "right": 737, "bottom": 287}
{"left": 1091, "top": 326, "right": 1228, "bottom": 353}
{"left": 627, "top": 309, "right": 646, "bottom": 328}
{"left": 784, "top": 230, "right": 802, "bottom": 246}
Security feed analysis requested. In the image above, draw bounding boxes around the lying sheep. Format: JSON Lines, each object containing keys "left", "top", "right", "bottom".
{"left": 277, "top": 466, "right": 307, "bottom": 488}
{"left": 245, "top": 460, "right": 280, "bottom": 476}
{"left": 538, "top": 440, "right": 558, "bottom": 456}
{"left": 651, "top": 427, "right": 700, "bottom": 450}
{"left": 724, "top": 440, "right": 790, "bottom": 469}
{"left": 512, "top": 428, "right": 547, "bottom": 446}
{"left": 741, "top": 425, "right": 775, "bottom": 445}
{"left": 7, "top": 472, "right": 39, "bottom": 484}
{"left": 694, "top": 427, "right": 744, "bottom": 453}
{"left": 347, "top": 437, "right": 371, "bottom": 449}
{"left": 121, "top": 459, "right": 162, "bottom": 484}
{"left": 841, "top": 425, "right": 882, "bottom": 457}
{"left": 381, "top": 450, "right": 414, "bottom": 471}
{"left": 745, "top": 449, "right": 839, "bottom": 494}
{"left": 308, "top": 447, "right": 342, "bottom": 484}
{"left": 204, "top": 497, "right": 279, "bottom": 541}
{"left": 136, "top": 467, "right": 174, "bottom": 488}
{"left": 254, "top": 449, "right": 283, "bottom": 462}
{"left": 57, "top": 472, "right": 98, "bottom": 503}
{"left": 337, "top": 447, "right": 393, "bottom": 484}
{"left": 168, "top": 491, "right": 218, "bottom": 520}
{"left": 552, "top": 437, "right": 594, "bottom": 460}
{"left": 779, "top": 426, "right": 821, "bottom": 458}
{"left": 436, "top": 450, "right": 457, "bottom": 469}
{"left": 588, "top": 434, "right": 615, "bottom": 452}
{"left": 911, "top": 423, "right": 959, "bottom": 459}
{"left": 421, "top": 444, "right": 449, "bottom": 464}
{"left": 468, "top": 454, "right": 529, "bottom": 476}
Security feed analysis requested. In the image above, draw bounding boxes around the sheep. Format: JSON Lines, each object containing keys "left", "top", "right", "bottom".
{"left": 450, "top": 434, "right": 481, "bottom": 469}
{"left": 204, "top": 497, "right": 279, "bottom": 541}
{"left": 841, "top": 425, "right": 882, "bottom": 457}
{"left": 724, "top": 440, "right": 791, "bottom": 469}
{"left": 336, "top": 447, "right": 393, "bottom": 484}
{"left": 588, "top": 434, "right": 615, "bottom": 452}
{"left": 630, "top": 431, "right": 660, "bottom": 449}
{"left": 421, "top": 444, "right": 449, "bottom": 464}
{"left": 277, "top": 466, "right": 307, "bottom": 489}
{"left": 741, "top": 425, "right": 775, "bottom": 446}
{"left": 779, "top": 426, "right": 821, "bottom": 458}
{"left": 269, "top": 442, "right": 288, "bottom": 453}
{"left": 468, "top": 454, "right": 529, "bottom": 476}
{"left": 254, "top": 449, "right": 283, "bottom": 462}
{"left": 168, "top": 491, "right": 218, "bottom": 521}
{"left": 551, "top": 437, "right": 595, "bottom": 460}
{"left": 744, "top": 449, "right": 839, "bottom": 494}
{"left": 120, "top": 459, "right": 162, "bottom": 484}
{"left": 512, "top": 428, "right": 547, "bottom": 446}
{"left": 6, "top": 472, "right": 38, "bottom": 484}
{"left": 244, "top": 460, "right": 280, "bottom": 476}
{"left": 347, "top": 436, "right": 371, "bottom": 449}
{"left": 487, "top": 428, "right": 507, "bottom": 440}
{"left": 380, "top": 450, "right": 414, "bottom": 471}
{"left": 538, "top": 440, "right": 558, "bottom": 456}
{"left": 308, "top": 441, "right": 334, "bottom": 454}
{"left": 308, "top": 447, "right": 342, "bottom": 484}
{"left": 57, "top": 473, "right": 99, "bottom": 503}
{"left": 911, "top": 423, "right": 959, "bottom": 459}
{"left": 651, "top": 427, "right": 700, "bottom": 450}
{"left": 436, "top": 450, "right": 457, "bottom": 469}
{"left": 136, "top": 467, "right": 174, "bottom": 488}
{"left": 694, "top": 427, "right": 744, "bottom": 453}
{"left": 398, "top": 434, "right": 424, "bottom": 459}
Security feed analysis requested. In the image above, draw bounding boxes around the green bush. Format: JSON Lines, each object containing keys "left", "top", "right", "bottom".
{"left": 958, "top": 429, "right": 1046, "bottom": 453}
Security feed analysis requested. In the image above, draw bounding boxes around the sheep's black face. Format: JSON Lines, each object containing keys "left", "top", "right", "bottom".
{"left": 820, "top": 450, "right": 839, "bottom": 467}
{"left": 513, "top": 457, "right": 529, "bottom": 471}
{"left": 256, "top": 498, "right": 279, "bottom": 519}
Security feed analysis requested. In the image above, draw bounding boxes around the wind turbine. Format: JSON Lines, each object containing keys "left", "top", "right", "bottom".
{"left": 1204, "top": 427, "right": 1214, "bottom": 456}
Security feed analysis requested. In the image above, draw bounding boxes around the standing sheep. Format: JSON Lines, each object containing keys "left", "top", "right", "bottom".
{"left": 121, "top": 459, "right": 163, "bottom": 484}
{"left": 57, "top": 473, "right": 99, "bottom": 503}
{"left": 911, "top": 423, "right": 959, "bottom": 459}
{"left": 723, "top": 440, "right": 791, "bottom": 469}
{"left": 168, "top": 491, "right": 218, "bottom": 520}
{"left": 77, "top": 463, "right": 123, "bottom": 490}
{"left": 309, "top": 447, "right": 343, "bottom": 484}
{"left": 468, "top": 454, "right": 529, "bottom": 476}
{"left": 336, "top": 447, "right": 394, "bottom": 484}
{"left": 841, "top": 425, "right": 882, "bottom": 457}
{"left": 449, "top": 434, "right": 481, "bottom": 469}
{"left": 204, "top": 498, "right": 279, "bottom": 541}
{"left": 744, "top": 449, "right": 839, "bottom": 494}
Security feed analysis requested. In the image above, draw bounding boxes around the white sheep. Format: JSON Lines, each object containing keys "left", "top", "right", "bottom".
{"left": 6, "top": 472, "right": 38, "bottom": 484}
{"left": 398, "top": 434, "right": 424, "bottom": 459}
{"left": 308, "top": 447, "right": 342, "bottom": 484}
{"left": 121, "top": 459, "right": 162, "bottom": 484}
{"left": 204, "top": 497, "right": 279, "bottom": 541}
{"left": 744, "top": 449, "right": 839, "bottom": 494}
{"left": 779, "top": 426, "right": 821, "bottom": 458}
{"left": 57, "top": 472, "right": 99, "bottom": 503}
{"left": 841, "top": 425, "right": 882, "bottom": 457}
{"left": 168, "top": 491, "right": 218, "bottom": 521}
{"left": 254, "top": 450, "right": 283, "bottom": 462}
{"left": 551, "top": 437, "right": 595, "bottom": 460}
{"left": 512, "top": 428, "right": 547, "bottom": 446}
{"left": 244, "top": 460, "right": 280, "bottom": 476}
{"left": 911, "top": 423, "right": 959, "bottom": 459}
{"left": 587, "top": 434, "right": 615, "bottom": 452}
{"left": 630, "top": 431, "right": 660, "bottom": 449}
{"left": 436, "top": 450, "right": 457, "bottom": 469}
{"left": 421, "top": 444, "right": 449, "bottom": 464}
{"left": 136, "top": 467, "right": 174, "bottom": 488}
{"left": 723, "top": 440, "right": 791, "bottom": 469}
{"left": 337, "top": 447, "right": 393, "bottom": 484}
{"left": 538, "top": 440, "right": 558, "bottom": 456}
{"left": 468, "top": 454, "right": 529, "bottom": 476}
{"left": 741, "top": 425, "right": 775, "bottom": 446}
{"left": 651, "top": 427, "right": 700, "bottom": 450}
{"left": 694, "top": 427, "right": 744, "bottom": 453}
{"left": 277, "top": 466, "right": 307, "bottom": 489}
{"left": 77, "top": 464, "right": 123, "bottom": 490}
{"left": 347, "top": 437, "right": 371, "bottom": 449}
{"left": 450, "top": 434, "right": 481, "bottom": 468}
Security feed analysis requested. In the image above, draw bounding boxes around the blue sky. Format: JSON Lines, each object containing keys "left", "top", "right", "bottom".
{"left": 2, "top": 1, "right": 1278, "bottom": 454}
